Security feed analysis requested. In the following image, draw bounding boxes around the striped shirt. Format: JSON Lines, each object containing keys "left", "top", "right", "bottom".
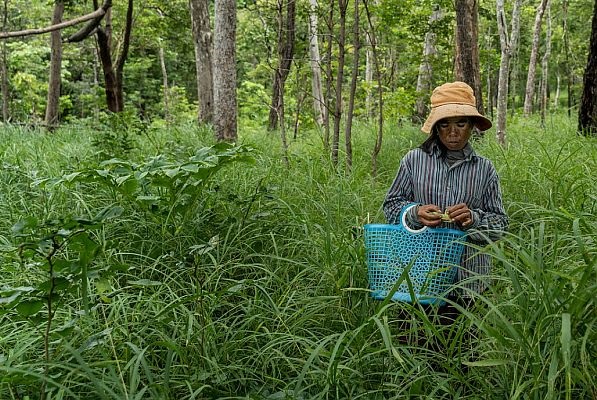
{"left": 383, "top": 142, "right": 508, "bottom": 296}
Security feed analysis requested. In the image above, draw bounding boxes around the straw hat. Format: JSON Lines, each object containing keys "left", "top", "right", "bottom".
{"left": 421, "top": 81, "right": 492, "bottom": 134}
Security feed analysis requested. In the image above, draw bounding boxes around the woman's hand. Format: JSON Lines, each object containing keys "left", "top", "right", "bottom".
{"left": 417, "top": 204, "right": 443, "bottom": 227}
{"left": 446, "top": 203, "right": 473, "bottom": 228}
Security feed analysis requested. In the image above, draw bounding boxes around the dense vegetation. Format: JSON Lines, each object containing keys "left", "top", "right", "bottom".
{"left": 0, "top": 114, "right": 595, "bottom": 399}
{"left": 1, "top": 0, "right": 594, "bottom": 129}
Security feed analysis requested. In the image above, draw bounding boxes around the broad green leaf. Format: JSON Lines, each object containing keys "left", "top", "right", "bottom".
{"left": 93, "top": 206, "right": 124, "bottom": 222}
{"left": 0, "top": 287, "right": 34, "bottom": 305}
{"left": 16, "top": 300, "right": 44, "bottom": 317}
{"left": 11, "top": 217, "right": 38, "bottom": 234}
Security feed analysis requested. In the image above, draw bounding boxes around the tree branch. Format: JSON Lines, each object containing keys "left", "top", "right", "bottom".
{"left": 0, "top": 0, "right": 111, "bottom": 40}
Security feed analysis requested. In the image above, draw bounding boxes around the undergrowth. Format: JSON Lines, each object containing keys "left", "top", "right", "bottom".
{"left": 0, "top": 114, "right": 595, "bottom": 399}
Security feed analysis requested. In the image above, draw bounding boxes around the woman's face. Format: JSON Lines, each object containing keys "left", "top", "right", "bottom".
{"left": 436, "top": 117, "right": 473, "bottom": 150}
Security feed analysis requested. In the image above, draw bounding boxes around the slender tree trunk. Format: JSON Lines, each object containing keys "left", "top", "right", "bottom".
{"left": 496, "top": 0, "right": 522, "bottom": 146}
{"left": 578, "top": 0, "right": 597, "bottom": 135}
{"left": 189, "top": 0, "right": 214, "bottom": 124}
{"left": 345, "top": 0, "right": 359, "bottom": 170}
{"left": 114, "top": 0, "right": 133, "bottom": 111}
{"left": 363, "top": 0, "right": 383, "bottom": 177}
{"left": 158, "top": 42, "right": 170, "bottom": 121}
{"left": 268, "top": 0, "right": 296, "bottom": 131}
{"left": 540, "top": 3, "right": 551, "bottom": 126}
{"left": 92, "top": 45, "right": 99, "bottom": 120}
{"left": 331, "top": 0, "right": 348, "bottom": 166}
{"left": 415, "top": 4, "right": 442, "bottom": 121}
{"left": 96, "top": 9, "right": 119, "bottom": 112}
{"left": 454, "top": 0, "right": 484, "bottom": 113}
{"left": 523, "top": 0, "right": 549, "bottom": 116}
{"left": 1, "top": 0, "right": 10, "bottom": 121}
{"left": 554, "top": 73, "right": 560, "bottom": 107}
{"left": 44, "top": 1, "right": 65, "bottom": 130}
{"left": 563, "top": 0, "right": 572, "bottom": 116}
{"left": 365, "top": 37, "right": 373, "bottom": 119}
{"left": 276, "top": 69, "right": 289, "bottom": 165}
{"left": 213, "top": 0, "right": 237, "bottom": 141}
{"left": 308, "top": 0, "right": 324, "bottom": 127}
{"left": 323, "top": 1, "right": 334, "bottom": 149}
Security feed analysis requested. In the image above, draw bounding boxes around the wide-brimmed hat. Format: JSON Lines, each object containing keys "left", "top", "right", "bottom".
{"left": 421, "top": 81, "right": 492, "bottom": 134}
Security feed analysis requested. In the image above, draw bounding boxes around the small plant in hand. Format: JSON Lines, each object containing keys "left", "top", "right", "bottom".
{"left": 430, "top": 211, "right": 453, "bottom": 222}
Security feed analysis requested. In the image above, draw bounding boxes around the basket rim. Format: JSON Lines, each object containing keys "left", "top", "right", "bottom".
{"left": 364, "top": 223, "right": 465, "bottom": 237}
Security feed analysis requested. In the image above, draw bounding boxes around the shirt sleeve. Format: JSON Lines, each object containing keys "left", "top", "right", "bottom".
{"left": 464, "top": 169, "right": 508, "bottom": 243}
{"left": 383, "top": 153, "right": 424, "bottom": 229}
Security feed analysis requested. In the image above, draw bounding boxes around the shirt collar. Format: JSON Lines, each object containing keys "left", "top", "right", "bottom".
{"left": 430, "top": 140, "right": 476, "bottom": 160}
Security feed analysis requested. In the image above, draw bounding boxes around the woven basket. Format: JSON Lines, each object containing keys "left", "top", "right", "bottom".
{"left": 364, "top": 206, "right": 466, "bottom": 305}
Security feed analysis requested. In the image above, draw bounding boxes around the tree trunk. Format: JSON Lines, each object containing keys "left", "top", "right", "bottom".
{"left": 365, "top": 36, "right": 373, "bottom": 119}
{"left": 578, "top": 0, "right": 597, "bottom": 135}
{"left": 213, "top": 0, "right": 237, "bottom": 141}
{"left": 363, "top": 0, "right": 383, "bottom": 178}
{"left": 44, "top": 1, "right": 65, "bottom": 130}
{"left": 415, "top": 5, "right": 442, "bottom": 121}
{"left": 331, "top": 0, "right": 348, "bottom": 166}
{"left": 496, "top": 0, "right": 522, "bottom": 146}
{"left": 308, "top": 0, "right": 324, "bottom": 127}
{"left": 323, "top": 1, "right": 334, "bottom": 149}
{"left": 345, "top": 0, "right": 359, "bottom": 170}
{"left": 96, "top": 9, "right": 119, "bottom": 112}
{"left": 114, "top": 0, "right": 133, "bottom": 111}
{"left": 454, "top": 0, "right": 484, "bottom": 113}
{"left": 540, "top": 3, "right": 551, "bottom": 126}
{"left": 1, "top": 0, "right": 10, "bottom": 122}
{"left": 158, "top": 42, "right": 170, "bottom": 121}
{"left": 523, "top": 0, "right": 549, "bottom": 117}
{"left": 189, "top": 0, "right": 214, "bottom": 124}
{"left": 268, "top": 0, "right": 296, "bottom": 131}
{"left": 563, "top": 0, "right": 572, "bottom": 117}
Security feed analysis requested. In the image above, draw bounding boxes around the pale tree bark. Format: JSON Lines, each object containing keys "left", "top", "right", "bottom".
{"left": 578, "top": 0, "right": 597, "bottom": 136}
{"left": 345, "top": 0, "right": 359, "bottom": 170}
{"left": 322, "top": 1, "right": 334, "bottom": 149}
{"left": 308, "top": 0, "right": 324, "bottom": 127}
{"left": 268, "top": 0, "right": 296, "bottom": 131}
{"left": 331, "top": 0, "right": 348, "bottom": 167}
{"left": 155, "top": 9, "right": 169, "bottom": 122}
{"left": 523, "top": 0, "right": 549, "bottom": 117}
{"left": 1, "top": 0, "right": 9, "bottom": 121}
{"left": 158, "top": 42, "right": 169, "bottom": 121}
{"left": 455, "top": 0, "right": 483, "bottom": 113}
{"left": 563, "top": 0, "right": 572, "bottom": 116}
{"left": 213, "top": 0, "right": 237, "bottom": 141}
{"left": 363, "top": 0, "right": 383, "bottom": 177}
{"left": 540, "top": 3, "right": 551, "bottom": 126}
{"left": 189, "top": 0, "right": 213, "bottom": 124}
{"left": 364, "top": 0, "right": 377, "bottom": 119}
{"left": 496, "top": 0, "right": 522, "bottom": 146}
{"left": 44, "top": 0, "right": 65, "bottom": 130}
{"left": 415, "top": 4, "right": 442, "bottom": 121}
{"left": 553, "top": 73, "right": 560, "bottom": 108}
{"left": 365, "top": 36, "right": 373, "bottom": 119}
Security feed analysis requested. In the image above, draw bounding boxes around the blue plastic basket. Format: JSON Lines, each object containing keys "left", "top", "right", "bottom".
{"left": 364, "top": 207, "right": 466, "bottom": 305}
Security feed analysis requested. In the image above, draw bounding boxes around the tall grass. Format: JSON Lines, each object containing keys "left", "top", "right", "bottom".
{"left": 0, "top": 114, "right": 595, "bottom": 399}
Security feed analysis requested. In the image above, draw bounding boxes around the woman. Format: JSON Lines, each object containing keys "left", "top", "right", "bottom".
{"left": 383, "top": 81, "right": 508, "bottom": 304}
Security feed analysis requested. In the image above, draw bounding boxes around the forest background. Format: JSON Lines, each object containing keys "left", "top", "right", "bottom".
{"left": 0, "top": 0, "right": 596, "bottom": 399}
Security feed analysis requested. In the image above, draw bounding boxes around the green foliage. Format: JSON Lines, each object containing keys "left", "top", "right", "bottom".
{"left": 0, "top": 84, "right": 596, "bottom": 400}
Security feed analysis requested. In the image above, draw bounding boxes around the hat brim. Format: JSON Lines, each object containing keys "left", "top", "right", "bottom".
{"left": 421, "top": 103, "right": 492, "bottom": 134}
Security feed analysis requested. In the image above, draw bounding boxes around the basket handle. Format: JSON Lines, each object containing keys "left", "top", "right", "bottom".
{"left": 400, "top": 204, "right": 428, "bottom": 234}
